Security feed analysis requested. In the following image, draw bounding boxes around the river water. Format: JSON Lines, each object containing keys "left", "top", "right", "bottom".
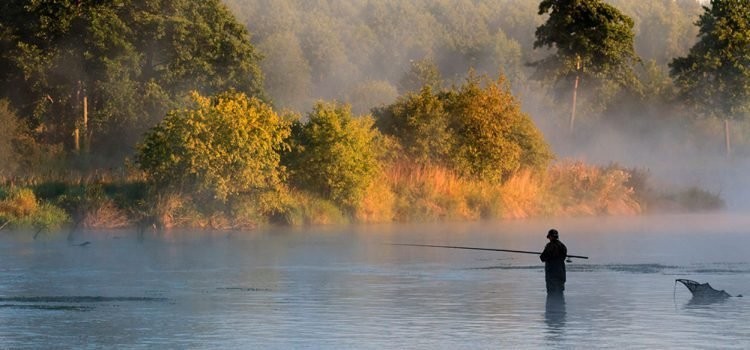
{"left": 1, "top": 213, "right": 748, "bottom": 349}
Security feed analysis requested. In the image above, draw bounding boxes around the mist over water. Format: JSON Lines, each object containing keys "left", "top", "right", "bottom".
{"left": 1, "top": 214, "right": 749, "bottom": 348}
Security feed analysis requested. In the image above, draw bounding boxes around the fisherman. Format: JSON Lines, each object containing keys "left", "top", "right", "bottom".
{"left": 540, "top": 229, "right": 567, "bottom": 294}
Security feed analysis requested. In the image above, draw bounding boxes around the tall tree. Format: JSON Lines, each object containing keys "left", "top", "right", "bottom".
{"left": 532, "top": 0, "right": 639, "bottom": 132}
{"left": 670, "top": 0, "right": 750, "bottom": 156}
{"left": 0, "top": 0, "right": 264, "bottom": 163}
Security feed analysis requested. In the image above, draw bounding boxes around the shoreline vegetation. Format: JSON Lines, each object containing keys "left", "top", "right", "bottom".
{"left": 0, "top": 1, "right": 740, "bottom": 235}
{"left": 0, "top": 160, "right": 723, "bottom": 234}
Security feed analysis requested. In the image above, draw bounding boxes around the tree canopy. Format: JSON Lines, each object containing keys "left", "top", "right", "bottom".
{"left": 0, "top": 0, "right": 264, "bottom": 162}
{"left": 284, "top": 102, "right": 381, "bottom": 210}
{"left": 532, "top": 0, "right": 640, "bottom": 88}
{"left": 670, "top": 0, "right": 750, "bottom": 121}
{"left": 375, "top": 74, "right": 553, "bottom": 183}
{"left": 136, "top": 91, "right": 288, "bottom": 202}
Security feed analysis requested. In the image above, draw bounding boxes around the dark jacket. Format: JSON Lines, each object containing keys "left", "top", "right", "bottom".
{"left": 540, "top": 239, "right": 567, "bottom": 292}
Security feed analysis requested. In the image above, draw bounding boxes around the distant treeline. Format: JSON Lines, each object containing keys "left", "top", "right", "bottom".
{"left": 0, "top": 0, "right": 742, "bottom": 232}
{"left": 225, "top": 0, "right": 702, "bottom": 112}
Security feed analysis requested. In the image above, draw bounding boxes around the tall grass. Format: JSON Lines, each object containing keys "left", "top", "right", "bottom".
{"left": 0, "top": 187, "right": 69, "bottom": 232}
{"left": 0, "top": 159, "right": 723, "bottom": 233}
{"left": 384, "top": 162, "right": 480, "bottom": 222}
{"left": 543, "top": 162, "right": 642, "bottom": 216}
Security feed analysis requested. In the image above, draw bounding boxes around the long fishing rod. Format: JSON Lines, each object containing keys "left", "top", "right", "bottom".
{"left": 391, "top": 243, "right": 589, "bottom": 259}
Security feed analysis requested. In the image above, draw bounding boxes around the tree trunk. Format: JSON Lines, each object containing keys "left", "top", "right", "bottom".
{"left": 83, "top": 95, "right": 89, "bottom": 152}
{"left": 724, "top": 119, "right": 731, "bottom": 157}
{"left": 74, "top": 128, "right": 80, "bottom": 152}
{"left": 569, "top": 73, "right": 579, "bottom": 134}
{"left": 569, "top": 56, "right": 582, "bottom": 134}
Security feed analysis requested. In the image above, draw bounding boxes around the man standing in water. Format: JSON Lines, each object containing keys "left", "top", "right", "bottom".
{"left": 540, "top": 229, "right": 567, "bottom": 294}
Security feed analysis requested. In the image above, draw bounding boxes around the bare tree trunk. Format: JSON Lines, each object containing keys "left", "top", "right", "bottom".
{"left": 725, "top": 119, "right": 731, "bottom": 157}
{"left": 570, "top": 73, "right": 579, "bottom": 133}
{"left": 83, "top": 95, "right": 88, "bottom": 152}
{"left": 74, "top": 128, "right": 80, "bottom": 152}
{"left": 569, "top": 56, "right": 582, "bottom": 134}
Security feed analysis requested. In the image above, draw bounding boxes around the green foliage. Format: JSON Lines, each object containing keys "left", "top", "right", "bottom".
{"left": 136, "top": 91, "right": 290, "bottom": 202}
{"left": 609, "top": 0, "right": 702, "bottom": 66}
{"left": 0, "top": 100, "right": 20, "bottom": 176}
{"left": 445, "top": 75, "right": 553, "bottom": 182}
{"left": 257, "top": 31, "right": 313, "bottom": 111}
{"left": 0, "top": 0, "right": 265, "bottom": 163}
{"left": 0, "top": 187, "right": 69, "bottom": 232}
{"left": 273, "top": 191, "right": 348, "bottom": 226}
{"left": 285, "top": 102, "right": 380, "bottom": 210}
{"left": 670, "top": 0, "right": 750, "bottom": 121}
{"left": 398, "top": 58, "right": 443, "bottom": 93}
{"left": 375, "top": 86, "right": 453, "bottom": 166}
{"left": 345, "top": 80, "right": 399, "bottom": 116}
{"left": 375, "top": 74, "right": 553, "bottom": 183}
{"left": 533, "top": 0, "right": 640, "bottom": 87}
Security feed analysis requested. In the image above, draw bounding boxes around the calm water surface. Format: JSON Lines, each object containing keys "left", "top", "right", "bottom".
{"left": 1, "top": 213, "right": 749, "bottom": 349}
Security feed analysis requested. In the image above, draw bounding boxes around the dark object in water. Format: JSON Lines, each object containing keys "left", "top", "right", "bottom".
{"left": 676, "top": 279, "right": 739, "bottom": 299}
{"left": 76, "top": 241, "right": 91, "bottom": 247}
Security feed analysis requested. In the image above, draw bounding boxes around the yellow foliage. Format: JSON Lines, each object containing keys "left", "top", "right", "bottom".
{"left": 544, "top": 161, "right": 641, "bottom": 216}
{"left": 384, "top": 162, "right": 479, "bottom": 221}
{"left": 355, "top": 171, "right": 395, "bottom": 223}
{"left": 0, "top": 188, "right": 38, "bottom": 217}
{"left": 499, "top": 170, "right": 542, "bottom": 219}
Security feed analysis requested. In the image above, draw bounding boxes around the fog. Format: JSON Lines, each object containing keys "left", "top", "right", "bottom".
{"left": 220, "top": 0, "right": 750, "bottom": 209}
{"left": 3, "top": 215, "right": 750, "bottom": 348}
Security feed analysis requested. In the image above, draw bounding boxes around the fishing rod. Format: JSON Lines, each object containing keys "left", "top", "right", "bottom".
{"left": 391, "top": 243, "right": 589, "bottom": 260}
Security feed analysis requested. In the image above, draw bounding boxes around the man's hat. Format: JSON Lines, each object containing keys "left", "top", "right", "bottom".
{"left": 547, "top": 229, "right": 559, "bottom": 239}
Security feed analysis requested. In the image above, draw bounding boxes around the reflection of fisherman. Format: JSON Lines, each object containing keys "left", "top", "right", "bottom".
{"left": 540, "top": 229, "right": 567, "bottom": 294}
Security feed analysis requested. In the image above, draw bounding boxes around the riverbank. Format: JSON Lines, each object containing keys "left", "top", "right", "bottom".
{"left": 0, "top": 160, "right": 723, "bottom": 234}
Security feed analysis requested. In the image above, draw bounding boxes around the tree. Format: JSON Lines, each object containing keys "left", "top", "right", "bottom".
{"left": 345, "top": 80, "right": 399, "bottom": 116}
{"left": 136, "top": 91, "right": 289, "bottom": 202}
{"left": 533, "top": 0, "right": 640, "bottom": 132}
{"left": 0, "top": 100, "right": 20, "bottom": 176}
{"left": 0, "top": 0, "right": 264, "bottom": 163}
{"left": 257, "top": 31, "right": 312, "bottom": 111}
{"left": 445, "top": 75, "right": 553, "bottom": 182}
{"left": 670, "top": 0, "right": 750, "bottom": 156}
{"left": 374, "top": 86, "right": 453, "bottom": 166}
{"left": 376, "top": 73, "right": 553, "bottom": 183}
{"left": 398, "top": 58, "right": 443, "bottom": 93}
{"left": 285, "top": 102, "right": 380, "bottom": 210}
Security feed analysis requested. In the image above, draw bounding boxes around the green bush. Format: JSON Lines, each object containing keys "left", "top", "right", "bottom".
{"left": 136, "top": 91, "right": 291, "bottom": 202}
{"left": 374, "top": 86, "right": 454, "bottom": 166}
{"left": 284, "top": 102, "right": 381, "bottom": 211}
{"left": 0, "top": 187, "right": 69, "bottom": 232}
{"left": 444, "top": 74, "right": 553, "bottom": 182}
{"left": 375, "top": 73, "right": 553, "bottom": 183}
{"left": 274, "top": 191, "right": 348, "bottom": 226}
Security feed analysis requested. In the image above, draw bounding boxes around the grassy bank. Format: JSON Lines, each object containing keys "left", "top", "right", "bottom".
{"left": 0, "top": 161, "right": 723, "bottom": 234}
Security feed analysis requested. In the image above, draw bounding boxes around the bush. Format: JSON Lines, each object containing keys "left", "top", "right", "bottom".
{"left": 0, "top": 187, "right": 69, "bottom": 232}
{"left": 445, "top": 74, "right": 553, "bottom": 182}
{"left": 274, "top": 190, "right": 348, "bottom": 226}
{"left": 136, "top": 91, "right": 290, "bottom": 202}
{"left": 543, "top": 162, "right": 641, "bottom": 216}
{"left": 285, "top": 102, "right": 381, "bottom": 211}
{"left": 374, "top": 86, "right": 454, "bottom": 166}
{"left": 375, "top": 73, "right": 553, "bottom": 183}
